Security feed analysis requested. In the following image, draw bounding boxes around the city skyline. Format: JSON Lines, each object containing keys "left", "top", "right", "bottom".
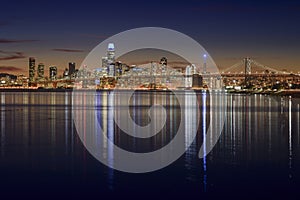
{"left": 0, "top": 0, "right": 300, "bottom": 75}
{"left": 1, "top": 1, "right": 300, "bottom": 197}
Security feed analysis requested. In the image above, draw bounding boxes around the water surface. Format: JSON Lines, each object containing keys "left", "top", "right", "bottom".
{"left": 0, "top": 91, "right": 299, "bottom": 198}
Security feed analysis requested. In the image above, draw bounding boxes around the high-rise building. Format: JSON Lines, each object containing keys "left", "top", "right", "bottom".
{"left": 192, "top": 74, "right": 203, "bottom": 88}
{"left": 203, "top": 54, "right": 207, "bottom": 74}
{"left": 160, "top": 57, "right": 167, "bottom": 66}
{"left": 68, "top": 62, "right": 76, "bottom": 76}
{"left": 102, "top": 57, "right": 108, "bottom": 67}
{"left": 37, "top": 63, "right": 44, "bottom": 80}
{"left": 102, "top": 57, "right": 108, "bottom": 75}
{"left": 29, "top": 57, "right": 35, "bottom": 82}
{"left": 63, "top": 68, "right": 69, "bottom": 78}
{"left": 160, "top": 57, "right": 167, "bottom": 75}
{"left": 108, "top": 63, "right": 115, "bottom": 77}
{"left": 185, "top": 65, "right": 192, "bottom": 88}
{"left": 107, "top": 43, "right": 115, "bottom": 77}
{"left": 107, "top": 43, "right": 115, "bottom": 64}
{"left": 191, "top": 64, "right": 196, "bottom": 74}
{"left": 49, "top": 66, "right": 57, "bottom": 80}
{"left": 115, "top": 61, "right": 123, "bottom": 77}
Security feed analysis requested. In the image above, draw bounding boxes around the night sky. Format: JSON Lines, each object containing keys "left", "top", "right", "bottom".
{"left": 0, "top": 0, "right": 300, "bottom": 75}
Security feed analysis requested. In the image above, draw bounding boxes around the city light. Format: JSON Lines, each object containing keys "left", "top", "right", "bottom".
{"left": 0, "top": 47, "right": 300, "bottom": 93}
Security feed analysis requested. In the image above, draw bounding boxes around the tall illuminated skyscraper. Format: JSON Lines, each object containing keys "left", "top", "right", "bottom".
{"left": 29, "top": 57, "right": 35, "bottom": 82}
{"left": 101, "top": 56, "right": 108, "bottom": 75}
{"left": 160, "top": 57, "right": 167, "bottom": 75}
{"left": 107, "top": 43, "right": 115, "bottom": 77}
{"left": 185, "top": 65, "right": 192, "bottom": 88}
{"left": 107, "top": 43, "right": 115, "bottom": 64}
{"left": 68, "top": 62, "right": 76, "bottom": 76}
{"left": 49, "top": 66, "right": 57, "bottom": 80}
{"left": 203, "top": 54, "right": 207, "bottom": 74}
{"left": 37, "top": 63, "right": 44, "bottom": 80}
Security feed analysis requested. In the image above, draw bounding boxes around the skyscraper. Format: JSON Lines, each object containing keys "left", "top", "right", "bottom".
{"left": 37, "top": 63, "right": 44, "bottom": 80}
{"left": 107, "top": 43, "right": 115, "bottom": 64}
{"left": 160, "top": 57, "right": 167, "bottom": 65}
{"left": 192, "top": 74, "right": 203, "bottom": 88}
{"left": 102, "top": 57, "right": 108, "bottom": 75}
{"left": 49, "top": 66, "right": 57, "bottom": 80}
{"left": 203, "top": 54, "right": 207, "bottom": 74}
{"left": 102, "top": 57, "right": 108, "bottom": 68}
{"left": 107, "top": 43, "right": 115, "bottom": 77}
{"left": 68, "top": 62, "right": 76, "bottom": 76}
{"left": 185, "top": 65, "right": 192, "bottom": 88}
{"left": 63, "top": 68, "right": 69, "bottom": 78}
{"left": 160, "top": 57, "right": 167, "bottom": 75}
{"left": 29, "top": 57, "right": 35, "bottom": 82}
{"left": 115, "top": 61, "right": 123, "bottom": 77}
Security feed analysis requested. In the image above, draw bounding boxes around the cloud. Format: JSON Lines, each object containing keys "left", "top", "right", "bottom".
{"left": 0, "top": 66, "right": 23, "bottom": 72}
{"left": 0, "top": 50, "right": 26, "bottom": 61}
{"left": 52, "top": 48, "right": 85, "bottom": 53}
{"left": 0, "top": 39, "right": 39, "bottom": 43}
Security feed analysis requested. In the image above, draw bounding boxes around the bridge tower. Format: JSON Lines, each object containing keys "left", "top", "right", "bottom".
{"left": 244, "top": 57, "right": 252, "bottom": 85}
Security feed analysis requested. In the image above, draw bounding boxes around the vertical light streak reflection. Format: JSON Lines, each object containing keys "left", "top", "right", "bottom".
{"left": 65, "top": 92, "right": 69, "bottom": 154}
{"left": 232, "top": 95, "right": 236, "bottom": 159}
{"left": 70, "top": 94, "right": 74, "bottom": 175}
{"left": 1, "top": 93, "right": 5, "bottom": 157}
{"left": 23, "top": 93, "right": 29, "bottom": 152}
{"left": 297, "top": 104, "right": 300, "bottom": 146}
{"left": 268, "top": 97, "right": 272, "bottom": 157}
{"left": 50, "top": 93, "right": 56, "bottom": 145}
{"left": 202, "top": 93, "right": 207, "bottom": 192}
{"left": 96, "top": 92, "right": 114, "bottom": 190}
{"left": 50, "top": 93, "right": 56, "bottom": 171}
{"left": 254, "top": 95, "right": 258, "bottom": 145}
{"left": 248, "top": 96, "right": 252, "bottom": 149}
{"left": 288, "top": 97, "right": 292, "bottom": 179}
{"left": 107, "top": 92, "right": 114, "bottom": 190}
{"left": 184, "top": 91, "right": 197, "bottom": 182}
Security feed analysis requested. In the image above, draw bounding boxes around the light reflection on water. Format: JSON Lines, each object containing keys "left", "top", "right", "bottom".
{"left": 0, "top": 91, "right": 300, "bottom": 197}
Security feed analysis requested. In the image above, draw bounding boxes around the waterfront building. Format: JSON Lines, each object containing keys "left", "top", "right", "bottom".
{"left": 68, "top": 62, "right": 76, "bottom": 77}
{"left": 185, "top": 65, "right": 192, "bottom": 88}
{"left": 192, "top": 74, "right": 203, "bottom": 88}
{"left": 107, "top": 43, "right": 115, "bottom": 64}
{"left": 63, "top": 68, "right": 69, "bottom": 78}
{"left": 49, "top": 66, "right": 57, "bottom": 80}
{"left": 203, "top": 54, "right": 207, "bottom": 74}
{"left": 29, "top": 57, "right": 35, "bottom": 82}
{"left": 160, "top": 57, "right": 167, "bottom": 74}
{"left": 107, "top": 43, "right": 116, "bottom": 77}
{"left": 37, "top": 63, "right": 44, "bottom": 81}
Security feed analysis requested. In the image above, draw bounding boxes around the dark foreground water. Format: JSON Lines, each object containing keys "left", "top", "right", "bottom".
{"left": 0, "top": 91, "right": 300, "bottom": 199}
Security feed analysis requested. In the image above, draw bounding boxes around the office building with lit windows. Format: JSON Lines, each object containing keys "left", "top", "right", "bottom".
{"left": 29, "top": 57, "right": 35, "bottom": 82}
{"left": 68, "top": 62, "right": 76, "bottom": 76}
{"left": 37, "top": 63, "right": 44, "bottom": 80}
{"left": 49, "top": 66, "right": 57, "bottom": 80}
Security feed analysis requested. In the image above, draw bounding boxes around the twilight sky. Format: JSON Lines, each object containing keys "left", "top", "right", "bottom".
{"left": 0, "top": 0, "right": 300, "bottom": 75}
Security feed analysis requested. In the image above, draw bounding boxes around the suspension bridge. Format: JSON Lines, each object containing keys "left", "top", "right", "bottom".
{"left": 221, "top": 58, "right": 297, "bottom": 76}
{"left": 219, "top": 58, "right": 299, "bottom": 86}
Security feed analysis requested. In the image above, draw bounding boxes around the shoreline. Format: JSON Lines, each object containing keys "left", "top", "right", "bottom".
{"left": 1, "top": 88, "right": 300, "bottom": 97}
